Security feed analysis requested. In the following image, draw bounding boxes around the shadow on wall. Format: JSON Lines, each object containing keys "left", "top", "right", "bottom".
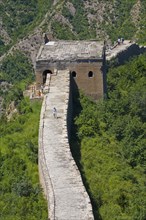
{"left": 109, "top": 44, "right": 146, "bottom": 67}
{"left": 70, "top": 76, "right": 102, "bottom": 220}
{"left": 43, "top": 70, "right": 52, "bottom": 84}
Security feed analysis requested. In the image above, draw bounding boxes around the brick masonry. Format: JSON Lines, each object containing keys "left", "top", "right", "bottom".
{"left": 35, "top": 40, "right": 105, "bottom": 101}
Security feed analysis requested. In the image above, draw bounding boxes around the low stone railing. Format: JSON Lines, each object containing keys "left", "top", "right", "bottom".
{"left": 39, "top": 94, "right": 56, "bottom": 219}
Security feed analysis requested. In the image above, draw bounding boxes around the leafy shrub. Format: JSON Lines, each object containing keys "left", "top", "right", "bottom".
{"left": 1, "top": 51, "right": 33, "bottom": 84}
{"left": 73, "top": 53, "right": 146, "bottom": 219}
{"left": 0, "top": 100, "right": 47, "bottom": 219}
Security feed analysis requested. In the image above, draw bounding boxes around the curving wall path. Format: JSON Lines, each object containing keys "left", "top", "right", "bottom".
{"left": 106, "top": 41, "right": 146, "bottom": 64}
{"left": 39, "top": 70, "right": 94, "bottom": 220}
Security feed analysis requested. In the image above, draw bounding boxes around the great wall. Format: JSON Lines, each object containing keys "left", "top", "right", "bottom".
{"left": 37, "top": 40, "right": 146, "bottom": 220}
{"left": 39, "top": 70, "right": 93, "bottom": 219}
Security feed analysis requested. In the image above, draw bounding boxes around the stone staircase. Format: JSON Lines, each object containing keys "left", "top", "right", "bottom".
{"left": 39, "top": 70, "right": 94, "bottom": 220}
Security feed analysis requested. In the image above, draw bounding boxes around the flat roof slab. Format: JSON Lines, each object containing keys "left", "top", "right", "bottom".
{"left": 36, "top": 40, "right": 104, "bottom": 62}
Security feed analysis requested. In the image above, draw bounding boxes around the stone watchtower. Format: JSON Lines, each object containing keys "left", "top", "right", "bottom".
{"left": 35, "top": 40, "right": 106, "bottom": 100}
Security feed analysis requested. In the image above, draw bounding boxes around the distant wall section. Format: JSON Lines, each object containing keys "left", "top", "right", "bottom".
{"left": 106, "top": 42, "right": 146, "bottom": 65}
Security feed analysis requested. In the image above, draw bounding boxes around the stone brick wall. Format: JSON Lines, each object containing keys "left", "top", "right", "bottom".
{"left": 106, "top": 42, "right": 146, "bottom": 65}
{"left": 36, "top": 60, "right": 104, "bottom": 100}
{"left": 38, "top": 70, "right": 94, "bottom": 219}
{"left": 69, "top": 62, "right": 103, "bottom": 100}
{"left": 67, "top": 75, "right": 73, "bottom": 139}
{"left": 39, "top": 95, "right": 56, "bottom": 220}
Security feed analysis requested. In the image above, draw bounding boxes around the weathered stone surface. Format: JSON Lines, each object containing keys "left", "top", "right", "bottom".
{"left": 106, "top": 40, "right": 135, "bottom": 60}
{"left": 35, "top": 40, "right": 105, "bottom": 100}
{"left": 39, "top": 70, "right": 94, "bottom": 220}
{"left": 36, "top": 40, "right": 104, "bottom": 61}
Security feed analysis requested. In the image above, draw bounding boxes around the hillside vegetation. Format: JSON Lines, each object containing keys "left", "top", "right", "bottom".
{"left": 0, "top": 52, "right": 48, "bottom": 219}
{"left": 0, "top": 0, "right": 52, "bottom": 39}
{"left": 0, "top": 100, "right": 48, "bottom": 220}
{"left": 73, "top": 54, "right": 146, "bottom": 219}
{"left": 0, "top": 0, "right": 146, "bottom": 57}
{"left": 0, "top": 51, "right": 34, "bottom": 111}
{"left": 0, "top": 0, "right": 146, "bottom": 219}
{"left": 52, "top": 0, "right": 146, "bottom": 43}
{"left": 0, "top": 0, "right": 52, "bottom": 56}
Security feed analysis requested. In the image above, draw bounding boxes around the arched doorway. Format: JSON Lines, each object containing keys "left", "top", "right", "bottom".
{"left": 88, "top": 71, "right": 94, "bottom": 78}
{"left": 71, "top": 71, "right": 77, "bottom": 78}
{"left": 43, "top": 70, "right": 52, "bottom": 84}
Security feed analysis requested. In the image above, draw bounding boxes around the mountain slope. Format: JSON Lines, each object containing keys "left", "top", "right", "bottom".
{"left": 0, "top": 0, "right": 146, "bottom": 60}
{"left": 0, "top": 1, "right": 146, "bottom": 220}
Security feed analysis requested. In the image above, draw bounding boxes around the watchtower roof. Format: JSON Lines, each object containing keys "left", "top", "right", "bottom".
{"left": 36, "top": 40, "right": 104, "bottom": 62}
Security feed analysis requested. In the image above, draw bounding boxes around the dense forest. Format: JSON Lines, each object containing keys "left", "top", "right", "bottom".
{"left": 0, "top": 100, "right": 48, "bottom": 220}
{"left": 52, "top": 0, "right": 146, "bottom": 43}
{"left": 1, "top": 0, "right": 146, "bottom": 56}
{"left": 71, "top": 54, "right": 146, "bottom": 219}
{"left": 0, "top": 52, "right": 48, "bottom": 219}
{"left": 1, "top": 52, "right": 146, "bottom": 219}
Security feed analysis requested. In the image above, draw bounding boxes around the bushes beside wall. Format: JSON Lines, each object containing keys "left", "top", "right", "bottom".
{"left": 73, "top": 53, "right": 146, "bottom": 219}
{"left": 0, "top": 99, "right": 48, "bottom": 220}
{"left": 0, "top": 51, "right": 48, "bottom": 219}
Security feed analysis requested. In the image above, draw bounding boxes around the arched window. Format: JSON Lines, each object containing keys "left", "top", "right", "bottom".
{"left": 72, "top": 71, "right": 77, "bottom": 78}
{"left": 43, "top": 70, "right": 52, "bottom": 84}
{"left": 88, "top": 71, "right": 94, "bottom": 78}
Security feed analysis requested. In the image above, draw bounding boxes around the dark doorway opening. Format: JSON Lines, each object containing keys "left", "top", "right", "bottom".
{"left": 72, "top": 71, "right": 77, "bottom": 78}
{"left": 43, "top": 70, "right": 52, "bottom": 84}
{"left": 88, "top": 71, "right": 94, "bottom": 78}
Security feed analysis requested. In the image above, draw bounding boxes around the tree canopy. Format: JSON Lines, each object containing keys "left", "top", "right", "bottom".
{"left": 73, "top": 53, "right": 146, "bottom": 219}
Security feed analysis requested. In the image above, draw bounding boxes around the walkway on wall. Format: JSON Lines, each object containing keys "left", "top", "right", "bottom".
{"left": 39, "top": 70, "right": 93, "bottom": 220}
{"left": 106, "top": 40, "right": 133, "bottom": 60}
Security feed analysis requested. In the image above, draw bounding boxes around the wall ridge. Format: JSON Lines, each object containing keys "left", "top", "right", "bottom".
{"left": 39, "top": 70, "right": 94, "bottom": 219}
{"left": 39, "top": 94, "right": 56, "bottom": 220}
